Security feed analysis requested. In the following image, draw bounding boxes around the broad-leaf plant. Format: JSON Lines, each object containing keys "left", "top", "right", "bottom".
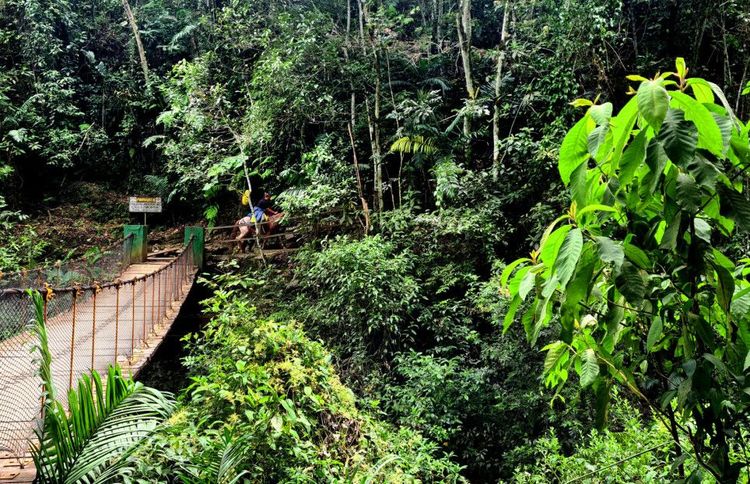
{"left": 503, "top": 59, "right": 750, "bottom": 481}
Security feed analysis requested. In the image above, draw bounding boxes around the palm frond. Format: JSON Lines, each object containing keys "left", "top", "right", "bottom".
{"left": 389, "top": 135, "right": 437, "bottom": 155}
{"left": 217, "top": 434, "right": 251, "bottom": 484}
{"left": 362, "top": 454, "right": 402, "bottom": 483}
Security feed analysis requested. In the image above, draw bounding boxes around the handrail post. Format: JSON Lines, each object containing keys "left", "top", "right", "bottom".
{"left": 184, "top": 227, "right": 204, "bottom": 270}
{"left": 124, "top": 225, "right": 148, "bottom": 263}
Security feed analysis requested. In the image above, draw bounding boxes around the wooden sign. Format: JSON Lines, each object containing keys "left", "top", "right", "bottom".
{"left": 129, "top": 196, "right": 162, "bottom": 213}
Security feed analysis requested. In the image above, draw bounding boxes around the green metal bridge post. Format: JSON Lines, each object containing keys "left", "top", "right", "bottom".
{"left": 184, "top": 226, "right": 205, "bottom": 269}
{"left": 124, "top": 225, "right": 148, "bottom": 263}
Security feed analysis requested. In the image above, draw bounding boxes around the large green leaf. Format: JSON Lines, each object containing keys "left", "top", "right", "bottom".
{"left": 687, "top": 78, "right": 715, "bottom": 104}
{"left": 610, "top": 97, "right": 640, "bottom": 173}
{"left": 559, "top": 115, "right": 594, "bottom": 185}
{"left": 615, "top": 262, "right": 647, "bottom": 305}
{"left": 708, "top": 81, "right": 738, "bottom": 126}
{"left": 644, "top": 138, "right": 669, "bottom": 194}
{"left": 570, "top": 162, "right": 589, "bottom": 208}
{"left": 731, "top": 286, "right": 750, "bottom": 321}
{"left": 712, "top": 262, "right": 735, "bottom": 315}
{"left": 589, "top": 102, "right": 613, "bottom": 126}
{"left": 543, "top": 340, "right": 568, "bottom": 375}
{"left": 646, "top": 316, "right": 663, "bottom": 352}
{"left": 718, "top": 184, "right": 750, "bottom": 232}
{"left": 623, "top": 242, "right": 652, "bottom": 269}
{"left": 500, "top": 258, "right": 530, "bottom": 288}
{"left": 541, "top": 225, "right": 572, "bottom": 269}
{"left": 618, "top": 130, "right": 647, "bottom": 186}
{"left": 587, "top": 125, "right": 610, "bottom": 161}
{"left": 562, "top": 244, "right": 598, "bottom": 335}
{"left": 686, "top": 154, "right": 720, "bottom": 190}
{"left": 579, "top": 348, "right": 600, "bottom": 388}
{"left": 658, "top": 109, "right": 698, "bottom": 168}
{"left": 518, "top": 269, "right": 536, "bottom": 300}
{"left": 503, "top": 295, "right": 522, "bottom": 332}
{"left": 554, "top": 228, "right": 583, "bottom": 289}
{"left": 669, "top": 91, "right": 724, "bottom": 155}
{"left": 637, "top": 80, "right": 670, "bottom": 130}
{"left": 675, "top": 172, "right": 702, "bottom": 213}
{"left": 595, "top": 236, "right": 624, "bottom": 268}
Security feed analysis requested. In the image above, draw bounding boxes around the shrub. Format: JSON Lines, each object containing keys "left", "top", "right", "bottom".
{"left": 514, "top": 398, "right": 698, "bottom": 483}
{"left": 127, "top": 275, "right": 463, "bottom": 482}
{"left": 293, "top": 235, "right": 421, "bottom": 365}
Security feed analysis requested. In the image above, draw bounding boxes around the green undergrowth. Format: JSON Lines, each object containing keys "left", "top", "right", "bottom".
{"left": 125, "top": 272, "right": 464, "bottom": 482}
{"left": 514, "top": 398, "right": 697, "bottom": 483}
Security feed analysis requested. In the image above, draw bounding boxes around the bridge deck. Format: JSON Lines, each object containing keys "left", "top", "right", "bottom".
{"left": 0, "top": 256, "right": 195, "bottom": 482}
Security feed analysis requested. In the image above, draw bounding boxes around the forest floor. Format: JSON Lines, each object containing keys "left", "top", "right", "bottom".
{"left": 9, "top": 183, "right": 188, "bottom": 264}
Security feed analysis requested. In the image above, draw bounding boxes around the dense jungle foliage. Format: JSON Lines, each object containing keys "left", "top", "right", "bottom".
{"left": 5, "top": 0, "right": 750, "bottom": 481}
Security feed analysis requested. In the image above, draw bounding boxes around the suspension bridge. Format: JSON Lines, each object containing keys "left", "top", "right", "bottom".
{"left": 0, "top": 225, "right": 205, "bottom": 482}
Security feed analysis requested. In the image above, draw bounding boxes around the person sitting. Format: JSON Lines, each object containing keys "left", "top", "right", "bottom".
{"left": 255, "top": 192, "right": 284, "bottom": 234}
{"left": 233, "top": 192, "right": 284, "bottom": 252}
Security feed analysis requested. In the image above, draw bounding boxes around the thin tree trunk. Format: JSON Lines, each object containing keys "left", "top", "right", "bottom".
{"left": 492, "top": 1, "right": 510, "bottom": 181}
{"left": 357, "top": 0, "right": 366, "bottom": 53}
{"left": 348, "top": 124, "right": 371, "bottom": 234}
{"left": 345, "top": 0, "right": 362, "bottom": 217}
{"left": 385, "top": 51, "right": 403, "bottom": 207}
{"left": 121, "top": 0, "right": 149, "bottom": 83}
{"left": 456, "top": 0, "right": 473, "bottom": 163}
{"left": 437, "top": 0, "right": 443, "bottom": 55}
{"left": 736, "top": 60, "right": 748, "bottom": 115}
{"left": 431, "top": 0, "right": 439, "bottom": 54}
{"left": 373, "top": 46, "right": 383, "bottom": 215}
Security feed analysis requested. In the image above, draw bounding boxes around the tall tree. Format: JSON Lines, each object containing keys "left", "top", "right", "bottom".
{"left": 121, "top": 0, "right": 149, "bottom": 83}
{"left": 492, "top": 1, "right": 511, "bottom": 181}
{"left": 456, "top": 0, "right": 473, "bottom": 162}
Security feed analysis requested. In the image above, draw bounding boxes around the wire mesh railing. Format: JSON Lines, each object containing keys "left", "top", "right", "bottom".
{"left": 0, "top": 235, "right": 133, "bottom": 291}
{"left": 0, "top": 236, "right": 197, "bottom": 462}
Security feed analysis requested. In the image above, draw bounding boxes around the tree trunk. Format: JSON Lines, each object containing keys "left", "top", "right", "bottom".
{"left": 121, "top": 0, "right": 149, "bottom": 83}
{"left": 357, "top": 0, "right": 366, "bottom": 53}
{"left": 348, "top": 124, "right": 371, "bottom": 234}
{"left": 437, "top": 0, "right": 443, "bottom": 55}
{"left": 456, "top": 0, "right": 473, "bottom": 163}
{"left": 431, "top": 0, "right": 439, "bottom": 54}
{"left": 373, "top": 46, "right": 383, "bottom": 215}
{"left": 492, "top": 1, "right": 510, "bottom": 181}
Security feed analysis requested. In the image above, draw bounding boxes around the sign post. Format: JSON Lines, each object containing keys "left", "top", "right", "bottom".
{"left": 128, "top": 196, "right": 162, "bottom": 226}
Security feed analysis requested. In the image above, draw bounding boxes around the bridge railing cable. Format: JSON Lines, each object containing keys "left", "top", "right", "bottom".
{"left": 0, "top": 236, "right": 197, "bottom": 463}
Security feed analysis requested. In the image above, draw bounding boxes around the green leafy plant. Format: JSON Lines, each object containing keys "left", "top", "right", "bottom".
{"left": 293, "top": 235, "right": 421, "bottom": 364}
{"left": 125, "top": 273, "right": 463, "bottom": 482}
{"left": 503, "top": 59, "right": 750, "bottom": 481}
{"left": 514, "top": 397, "right": 692, "bottom": 483}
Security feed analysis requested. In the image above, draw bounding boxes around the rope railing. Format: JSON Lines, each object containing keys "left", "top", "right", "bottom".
{"left": 0, "top": 236, "right": 198, "bottom": 462}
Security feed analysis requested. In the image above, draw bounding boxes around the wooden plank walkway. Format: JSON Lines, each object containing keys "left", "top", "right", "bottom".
{"left": 0, "top": 256, "right": 196, "bottom": 482}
